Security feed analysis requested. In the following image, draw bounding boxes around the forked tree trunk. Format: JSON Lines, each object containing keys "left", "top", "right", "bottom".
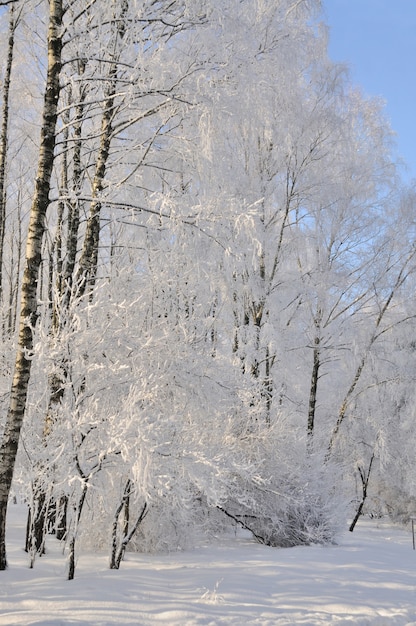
{"left": 110, "top": 483, "right": 148, "bottom": 571}
{"left": 0, "top": 0, "right": 62, "bottom": 571}
{"left": 349, "top": 453, "right": 375, "bottom": 532}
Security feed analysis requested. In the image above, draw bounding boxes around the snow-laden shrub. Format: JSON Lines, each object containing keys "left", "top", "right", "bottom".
{"left": 220, "top": 469, "right": 345, "bottom": 548}
{"left": 206, "top": 419, "right": 347, "bottom": 548}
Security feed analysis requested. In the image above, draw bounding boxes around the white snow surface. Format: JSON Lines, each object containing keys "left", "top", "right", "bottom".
{"left": 1, "top": 505, "right": 416, "bottom": 625}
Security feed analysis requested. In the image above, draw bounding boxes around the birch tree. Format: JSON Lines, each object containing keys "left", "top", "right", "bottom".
{"left": 0, "top": 0, "right": 62, "bottom": 571}
{"left": 20, "top": 0, "right": 206, "bottom": 555}
{"left": 0, "top": 4, "right": 20, "bottom": 307}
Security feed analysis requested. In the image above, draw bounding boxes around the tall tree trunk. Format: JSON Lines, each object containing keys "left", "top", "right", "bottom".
{"left": 0, "top": 0, "right": 62, "bottom": 571}
{"left": 67, "top": 481, "right": 87, "bottom": 581}
{"left": 75, "top": 1, "right": 128, "bottom": 299}
{"left": 31, "top": 64, "right": 88, "bottom": 550}
{"left": 0, "top": 5, "right": 18, "bottom": 307}
{"left": 62, "top": 60, "right": 86, "bottom": 306}
{"left": 25, "top": 481, "right": 48, "bottom": 564}
{"left": 307, "top": 333, "right": 321, "bottom": 450}
{"left": 5, "top": 189, "right": 22, "bottom": 336}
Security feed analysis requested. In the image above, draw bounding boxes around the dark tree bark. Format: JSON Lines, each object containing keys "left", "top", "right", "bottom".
{"left": 25, "top": 485, "right": 47, "bottom": 564}
{"left": 349, "top": 453, "right": 375, "bottom": 532}
{"left": 75, "top": 1, "right": 129, "bottom": 300}
{"left": 110, "top": 480, "right": 147, "bottom": 570}
{"left": 55, "top": 495, "right": 68, "bottom": 541}
{"left": 306, "top": 309, "right": 323, "bottom": 450}
{"left": 67, "top": 482, "right": 88, "bottom": 581}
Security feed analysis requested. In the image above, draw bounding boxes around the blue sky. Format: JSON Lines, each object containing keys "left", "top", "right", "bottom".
{"left": 323, "top": 0, "right": 416, "bottom": 182}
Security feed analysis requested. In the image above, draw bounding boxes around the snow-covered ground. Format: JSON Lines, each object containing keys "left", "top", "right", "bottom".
{"left": 1, "top": 505, "right": 416, "bottom": 625}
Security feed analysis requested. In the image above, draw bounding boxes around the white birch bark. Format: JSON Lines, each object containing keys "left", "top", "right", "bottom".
{"left": 0, "top": 0, "right": 63, "bottom": 570}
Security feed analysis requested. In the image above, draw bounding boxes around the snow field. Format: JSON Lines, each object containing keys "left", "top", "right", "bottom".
{"left": 1, "top": 506, "right": 416, "bottom": 625}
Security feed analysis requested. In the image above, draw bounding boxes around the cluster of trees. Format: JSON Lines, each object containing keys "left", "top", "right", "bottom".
{"left": 0, "top": 0, "right": 415, "bottom": 578}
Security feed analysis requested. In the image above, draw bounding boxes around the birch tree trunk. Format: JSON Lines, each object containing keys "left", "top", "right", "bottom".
{"left": 26, "top": 61, "right": 88, "bottom": 552}
{"left": 0, "top": 5, "right": 19, "bottom": 308}
{"left": 0, "top": 0, "right": 62, "bottom": 571}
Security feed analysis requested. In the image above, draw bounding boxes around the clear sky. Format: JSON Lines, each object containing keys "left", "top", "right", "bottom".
{"left": 323, "top": 0, "right": 416, "bottom": 182}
